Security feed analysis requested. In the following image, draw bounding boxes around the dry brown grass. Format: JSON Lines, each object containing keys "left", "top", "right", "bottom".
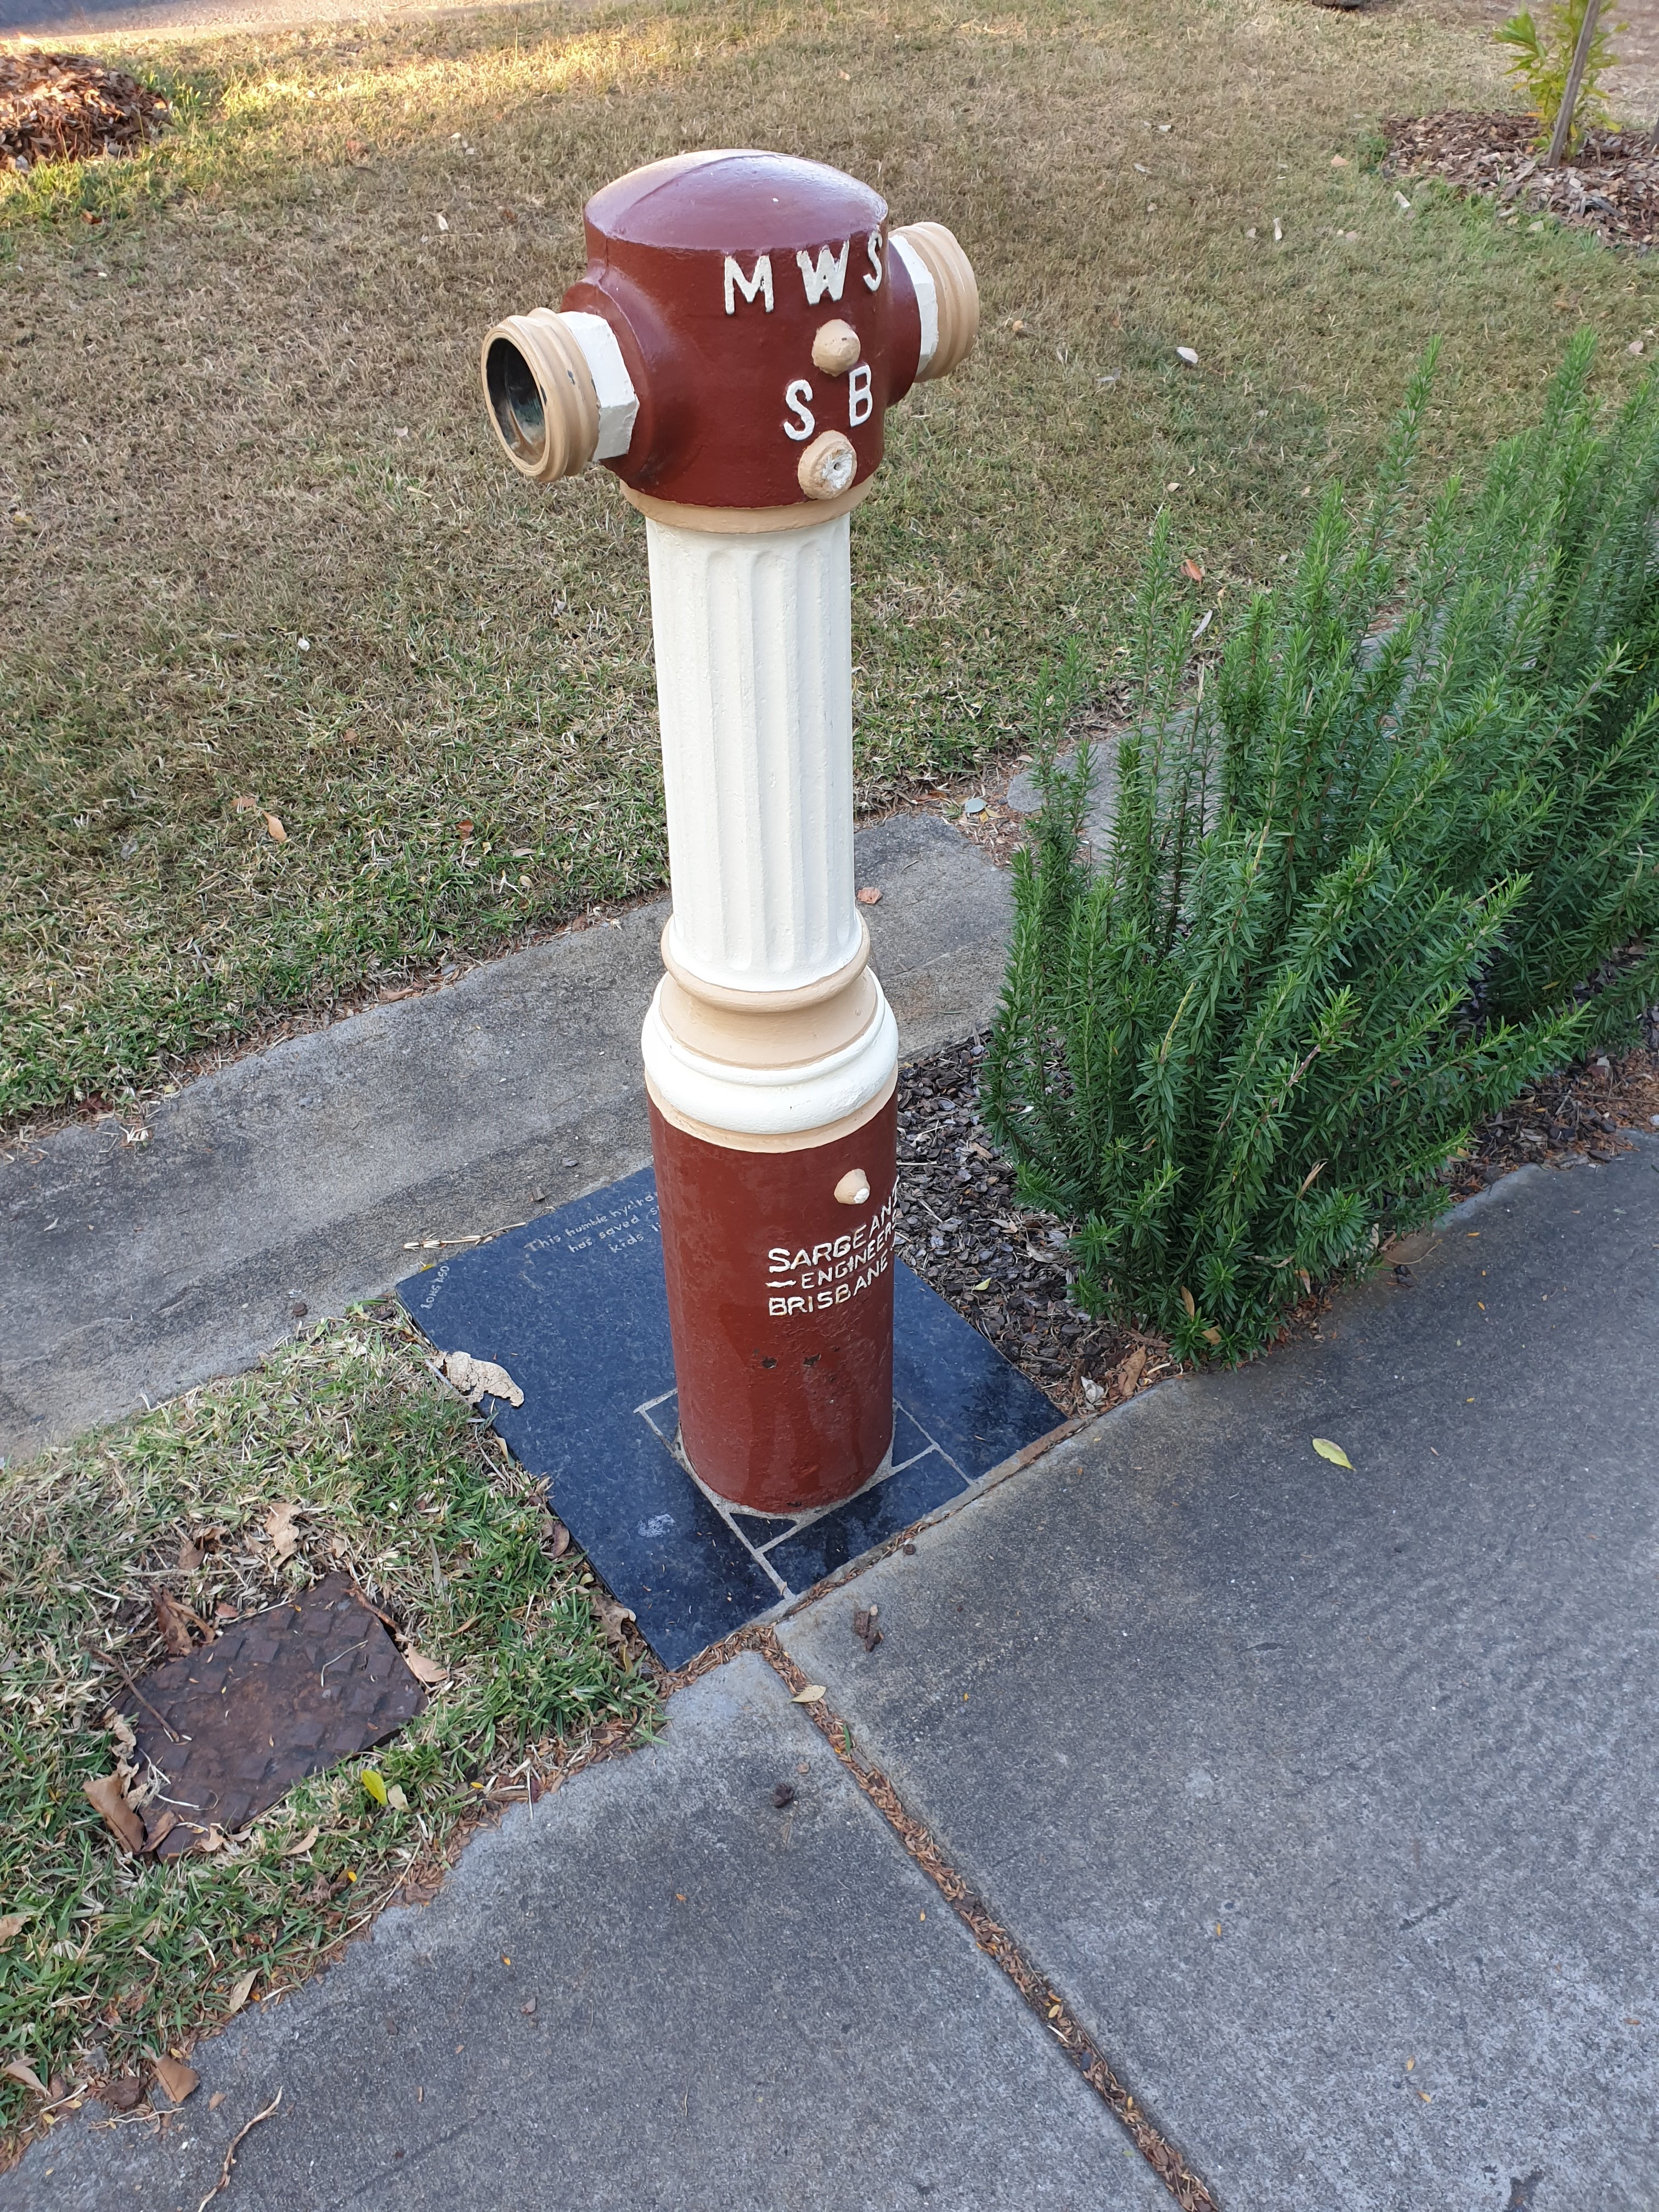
{"left": 4, "top": 0, "right": 1657, "bottom": 1126}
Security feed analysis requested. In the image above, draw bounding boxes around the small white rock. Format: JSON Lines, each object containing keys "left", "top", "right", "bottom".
{"left": 1176, "top": 346, "right": 1199, "bottom": 366}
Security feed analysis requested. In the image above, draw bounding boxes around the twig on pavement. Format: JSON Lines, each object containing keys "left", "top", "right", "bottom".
{"left": 196, "top": 2087, "right": 281, "bottom": 2212}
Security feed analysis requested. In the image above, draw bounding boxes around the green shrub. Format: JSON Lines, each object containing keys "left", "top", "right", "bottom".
{"left": 983, "top": 338, "right": 1659, "bottom": 1363}
{"left": 1496, "top": 1, "right": 1624, "bottom": 153}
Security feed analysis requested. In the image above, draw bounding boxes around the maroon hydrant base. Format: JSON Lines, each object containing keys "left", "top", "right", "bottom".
{"left": 649, "top": 1096, "right": 899, "bottom": 1514}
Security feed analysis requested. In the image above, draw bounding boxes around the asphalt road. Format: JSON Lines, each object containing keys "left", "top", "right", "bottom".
{"left": 0, "top": 0, "right": 523, "bottom": 40}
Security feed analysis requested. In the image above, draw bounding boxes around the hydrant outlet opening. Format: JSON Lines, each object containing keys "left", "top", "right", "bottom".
{"left": 486, "top": 336, "right": 546, "bottom": 469}
{"left": 481, "top": 309, "right": 602, "bottom": 483}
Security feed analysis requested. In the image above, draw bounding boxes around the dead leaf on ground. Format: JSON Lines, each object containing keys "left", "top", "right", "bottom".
{"left": 264, "top": 1502, "right": 303, "bottom": 1566}
{"left": 99, "top": 2075, "right": 145, "bottom": 2112}
{"left": 264, "top": 812, "right": 287, "bottom": 843}
{"left": 225, "top": 1969, "right": 258, "bottom": 2016}
{"left": 399, "top": 1646, "right": 449, "bottom": 1686}
{"left": 153, "top": 1588, "right": 198, "bottom": 1656}
{"left": 2, "top": 2059, "right": 47, "bottom": 2098}
{"left": 591, "top": 1595, "right": 636, "bottom": 1651}
{"left": 544, "top": 1513, "right": 571, "bottom": 1558}
{"left": 1115, "top": 1345, "right": 1148, "bottom": 1398}
{"left": 190, "top": 1826, "right": 230, "bottom": 1854}
{"left": 851, "top": 1605, "right": 882, "bottom": 1654}
{"left": 0, "top": 1912, "right": 30, "bottom": 1944}
{"left": 151, "top": 2053, "right": 199, "bottom": 2104}
{"left": 232, "top": 794, "right": 257, "bottom": 812}
{"left": 178, "top": 1536, "right": 202, "bottom": 1572}
{"left": 1312, "top": 1437, "right": 1354, "bottom": 1470}
{"left": 441, "top": 1350, "right": 524, "bottom": 1407}
{"left": 856, "top": 884, "right": 883, "bottom": 905}
{"left": 1180, "top": 1285, "right": 1197, "bottom": 1318}
{"left": 279, "top": 1826, "right": 320, "bottom": 1859}
{"left": 791, "top": 1684, "right": 827, "bottom": 1705}
{"left": 83, "top": 1771, "right": 144, "bottom": 1853}
{"left": 1182, "top": 557, "right": 1205, "bottom": 581}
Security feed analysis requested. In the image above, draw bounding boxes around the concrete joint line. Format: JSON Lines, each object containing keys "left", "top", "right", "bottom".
{"left": 664, "top": 1623, "right": 1220, "bottom": 2212}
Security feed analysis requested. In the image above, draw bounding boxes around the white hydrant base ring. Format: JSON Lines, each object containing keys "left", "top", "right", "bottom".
{"left": 642, "top": 979, "right": 898, "bottom": 1138}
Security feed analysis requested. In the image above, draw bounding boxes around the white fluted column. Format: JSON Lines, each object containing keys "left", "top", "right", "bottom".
{"left": 639, "top": 509, "right": 896, "bottom": 1140}
{"left": 646, "top": 512, "right": 861, "bottom": 993}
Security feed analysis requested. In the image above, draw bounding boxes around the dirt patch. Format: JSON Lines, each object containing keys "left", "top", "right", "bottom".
{"left": 0, "top": 51, "right": 171, "bottom": 170}
{"left": 1386, "top": 109, "right": 1659, "bottom": 248}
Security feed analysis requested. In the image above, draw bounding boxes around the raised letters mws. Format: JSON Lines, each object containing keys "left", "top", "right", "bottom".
{"left": 723, "top": 234, "right": 883, "bottom": 312}
{"left": 723, "top": 253, "right": 774, "bottom": 315}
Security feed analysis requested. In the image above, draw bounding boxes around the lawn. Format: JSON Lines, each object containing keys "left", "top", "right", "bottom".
{"left": 0, "top": 1307, "right": 656, "bottom": 2146}
{"left": 3, "top": 0, "right": 1657, "bottom": 1128}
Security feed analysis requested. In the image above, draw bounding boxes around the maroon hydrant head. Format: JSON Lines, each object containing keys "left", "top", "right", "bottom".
{"left": 483, "top": 149, "right": 976, "bottom": 510}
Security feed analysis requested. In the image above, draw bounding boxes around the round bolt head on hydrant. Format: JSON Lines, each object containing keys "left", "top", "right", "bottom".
{"left": 481, "top": 151, "right": 978, "bottom": 1515}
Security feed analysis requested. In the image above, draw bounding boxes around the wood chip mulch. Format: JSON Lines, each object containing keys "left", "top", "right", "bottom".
{"left": 893, "top": 1019, "right": 1659, "bottom": 1412}
{"left": 0, "top": 50, "right": 170, "bottom": 171}
{"left": 893, "top": 1034, "right": 1176, "bottom": 1421}
{"left": 1385, "top": 109, "right": 1659, "bottom": 249}
{"left": 1449, "top": 1026, "right": 1659, "bottom": 1200}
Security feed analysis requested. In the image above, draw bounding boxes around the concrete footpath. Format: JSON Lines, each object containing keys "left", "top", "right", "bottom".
{"left": 783, "top": 1140, "right": 1659, "bottom": 2209}
{"left": 7, "top": 1130, "right": 1653, "bottom": 2209}
{"left": 0, "top": 811, "right": 1008, "bottom": 1463}
{"left": 9, "top": 1658, "right": 1165, "bottom": 2212}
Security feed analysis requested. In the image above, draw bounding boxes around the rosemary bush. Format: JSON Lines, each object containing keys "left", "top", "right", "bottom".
{"left": 983, "top": 338, "right": 1659, "bottom": 1362}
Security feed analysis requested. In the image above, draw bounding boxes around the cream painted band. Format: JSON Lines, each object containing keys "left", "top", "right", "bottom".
{"left": 646, "top": 1065, "right": 897, "bottom": 1155}
{"left": 642, "top": 978, "right": 897, "bottom": 1138}
{"left": 661, "top": 916, "right": 870, "bottom": 1014}
{"left": 658, "top": 969, "right": 879, "bottom": 1071}
{"left": 620, "top": 476, "right": 877, "bottom": 534}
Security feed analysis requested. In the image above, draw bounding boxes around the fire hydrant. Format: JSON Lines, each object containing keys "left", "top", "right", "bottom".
{"left": 481, "top": 151, "right": 978, "bottom": 1514}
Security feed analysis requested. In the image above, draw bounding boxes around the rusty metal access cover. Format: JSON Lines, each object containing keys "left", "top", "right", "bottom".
{"left": 126, "top": 1572, "right": 425, "bottom": 1857}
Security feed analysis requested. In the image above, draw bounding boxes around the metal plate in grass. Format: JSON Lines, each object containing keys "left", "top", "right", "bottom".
{"left": 125, "top": 1573, "right": 425, "bottom": 1857}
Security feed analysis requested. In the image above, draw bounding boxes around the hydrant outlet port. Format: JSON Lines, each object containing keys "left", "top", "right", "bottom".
{"left": 482, "top": 308, "right": 639, "bottom": 484}
{"left": 889, "top": 222, "right": 979, "bottom": 382}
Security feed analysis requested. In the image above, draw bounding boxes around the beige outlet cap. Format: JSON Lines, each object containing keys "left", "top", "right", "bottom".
{"left": 811, "top": 318, "right": 861, "bottom": 375}
{"left": 798, "top": 428, "right": 857, "bottom": 499}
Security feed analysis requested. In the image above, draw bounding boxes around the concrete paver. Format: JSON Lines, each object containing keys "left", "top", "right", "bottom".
{"left": 2, "top": 1654, "right": 1164, "bottom": 2212}
{"left": 1, "top": 811, "right": 1008, "bottom": 1462}
{"left": 781, "top": 1144, "right": 1659, "bottom": 2211}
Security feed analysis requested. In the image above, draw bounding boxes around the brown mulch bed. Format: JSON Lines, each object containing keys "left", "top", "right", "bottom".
{"left": 1385, "top": 109, "right": 1659, "bottom": 249}
{"left": 893, "top": 1020, "right": 1659, "bottom": 1415}
{"left": 1448, "top": 1021, "right": 1659, "bottom": 1199}
{"left": 893, "top": 1035, "right": 1175, "bottom": 1423}
{"left": 0, "top": 49, "right": 170, "bottom": 171}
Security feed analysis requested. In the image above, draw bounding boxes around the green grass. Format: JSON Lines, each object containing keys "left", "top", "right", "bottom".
{"left": 0, "top": 1308, "right": 656, "bottom": 2145}
{"left": 4, "top": 0, "right": 1658, "bottom": 1127}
